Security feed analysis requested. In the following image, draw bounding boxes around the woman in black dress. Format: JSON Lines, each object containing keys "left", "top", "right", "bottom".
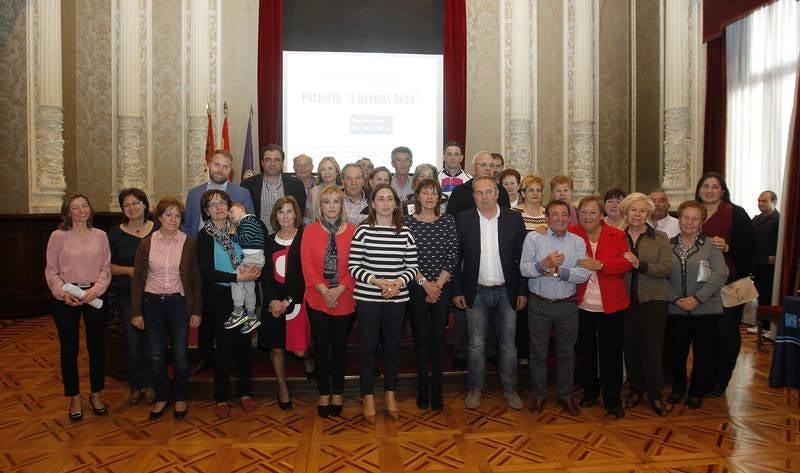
{"left": 108, "top": 188, "right": 155, "bottom": 405}
{"left": 261, "top": 196, "right": 313, "bottom": 410}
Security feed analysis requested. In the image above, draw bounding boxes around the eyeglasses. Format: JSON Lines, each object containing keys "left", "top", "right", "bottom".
{"left": 122, "top": 200, "right": 143, "bottom": 209}
{"left": 207, "top": 201, "right": 228, "bottom": 208}
{"left": 523, "top": 188, "right": 543, "bottom": 193}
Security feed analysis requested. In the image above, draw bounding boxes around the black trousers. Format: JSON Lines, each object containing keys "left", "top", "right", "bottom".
{"left": 308, "top": 305, "right": 351, "bottom": 396}
{"left": 53, "top": 299, "right": 106, "bottom": 397}
{"left": 670, "top": 314, "right": 719, "bottom": 398}
{"left": 716, "top": 303, "right": 743, "bottom": 391}
{"left": 754, "top": 263, "right": 775, "bottom": 306}
{"left": 208, "top": 285, "right": 252, "bottom": 403}
{"left": 624, "top": 300, "right": 667, "bottom": 400}
{"left": 410, "top": 284, "right": 449, "bottom": 390}
{"left": 197, "top": 310, "right": 215, "bottom": 364}
{"left": 357, "top": 300, "right": 405, "bottom": 396}
{"left": 577, "top": 309, "right": 624, "bottom": 407}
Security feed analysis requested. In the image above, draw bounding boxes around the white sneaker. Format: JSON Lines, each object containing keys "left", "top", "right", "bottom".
{"left": 465, "top": 390, "right": 482, "bottom": 409}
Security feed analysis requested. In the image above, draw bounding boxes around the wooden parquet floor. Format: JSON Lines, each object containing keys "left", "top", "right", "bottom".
{"left": 1, "top": 318, "right": 799, "bottom": 472}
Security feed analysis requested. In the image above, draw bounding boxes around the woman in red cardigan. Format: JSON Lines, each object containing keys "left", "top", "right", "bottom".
{"left": 301, "top": 185, "right": 357, "bottom": 418}
{"left": 569, "top": 196, "right": 632, "bottom": 419}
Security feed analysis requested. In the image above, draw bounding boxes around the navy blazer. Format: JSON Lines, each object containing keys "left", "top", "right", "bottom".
{"left": 240, "top": 173, "right": 307, "bottom": 221}
{"left": 453, "top": 207, "right": 527, "bottom": 308}
{"left": 181, "top": 182, "right": 254, "bottom": 239}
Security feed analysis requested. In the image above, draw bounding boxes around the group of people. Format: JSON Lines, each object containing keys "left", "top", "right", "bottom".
{"left": 44, "top": 141, "right": 778, "bottom": 423}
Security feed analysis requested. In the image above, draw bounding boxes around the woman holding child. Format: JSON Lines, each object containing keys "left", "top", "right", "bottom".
{"left": 195, "top": 190, "right": 260, "bottom": 419}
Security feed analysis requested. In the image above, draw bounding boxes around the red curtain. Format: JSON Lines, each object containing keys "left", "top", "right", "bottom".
{"left": 779, "top": 60, "right": 800, "bottom": 298}
{"left": 443, "top": 0, "right": 467, "bottom": 154}
{"left": 703, "top": 0, "right": 775, "bottom": 42}
{"left": 702, "top": 36, "right": 727, "bottom": 175}
{"left": 257, "top": 0, "right": 283, "bottom": 158}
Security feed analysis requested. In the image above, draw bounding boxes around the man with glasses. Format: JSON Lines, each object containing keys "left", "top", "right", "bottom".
{"left": 182, "top": 149, "right": 254, "bottom": 375}
{"left": 241, "top": 144, "right": 307, "bottom": 234}
{"left": 446, "top": 151, "right": 511, "bottom": 218}
{"left": 438, "top": 141, "right": 472, "bottom": 200}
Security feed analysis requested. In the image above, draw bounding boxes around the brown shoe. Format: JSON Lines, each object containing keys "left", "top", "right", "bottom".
{"left": 557, "top": 398, "right": 581, "bottom": 417}
{"left": 530, "top": 398, "right": 545, "bottom": 413}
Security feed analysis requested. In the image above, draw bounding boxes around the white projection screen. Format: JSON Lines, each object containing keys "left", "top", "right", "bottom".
{"left": 282, "top": 51, "right": 443, "bottom": 170}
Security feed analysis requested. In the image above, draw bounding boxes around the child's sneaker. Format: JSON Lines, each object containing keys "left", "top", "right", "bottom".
{"left": 224, "top": 308, "right": 247, "bottom": 329}
{"left": 240, "top": 315, "right": 261, "bottom": 334}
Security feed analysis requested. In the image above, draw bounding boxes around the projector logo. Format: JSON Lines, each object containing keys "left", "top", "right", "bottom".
{"left": 350, "top": 115, "right": 393, "bottom": 134}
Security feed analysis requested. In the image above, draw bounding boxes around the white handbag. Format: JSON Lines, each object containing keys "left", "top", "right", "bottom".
{"left": 720, "top": 277, "right": 759, "bottom": 308}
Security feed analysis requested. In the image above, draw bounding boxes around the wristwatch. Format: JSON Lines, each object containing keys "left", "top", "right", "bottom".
{"left": 417, "top": 276, "right": 427, "bottom": 286}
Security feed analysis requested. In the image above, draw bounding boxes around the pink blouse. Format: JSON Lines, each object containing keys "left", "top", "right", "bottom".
{"left": 45, "top": 228, "right": 111, "bottom": 300}
{"left": 144, "top": 230, "right": 187, "bottom": 295}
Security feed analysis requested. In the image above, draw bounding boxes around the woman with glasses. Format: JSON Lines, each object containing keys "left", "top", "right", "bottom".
{"left": 514, "top": 175, "right": 547, "bottom": 234}
{"left": 195, "top": 190, "right": 261, "bottom": 419}
{"left": 45, "top": 194, "right": 111, "bottom": 421}
{"left": 108, "top": 188, "right": 155, "bottom": 405}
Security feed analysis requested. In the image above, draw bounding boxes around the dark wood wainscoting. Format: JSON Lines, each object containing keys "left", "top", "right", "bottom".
{"left": 0, "top": 213, "right": 120, "bottom": 318}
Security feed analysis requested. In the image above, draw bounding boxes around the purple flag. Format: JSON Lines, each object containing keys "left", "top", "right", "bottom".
{"left": 241, "top": 109, "right": 255, "bottom": 182}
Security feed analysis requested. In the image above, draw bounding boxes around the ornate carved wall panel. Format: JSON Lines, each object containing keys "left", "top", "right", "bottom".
{"left": 0, "top": 0, "right": 29, "bottom": 214}
{"left": 466, "top": 0, "right": 502, "bottom": 158}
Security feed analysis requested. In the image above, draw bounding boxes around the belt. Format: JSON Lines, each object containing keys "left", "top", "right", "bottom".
{"left": 144, "top": 292, "right": 183, "bottom": 298}
{"left": 530, "top": 292, "right": 576, "bottom": 304}
{"left": 71, "top": 282, "right": 94, "bottom": 289}
{"left": 478, "top": 284, "right": 505, "bottom": 289}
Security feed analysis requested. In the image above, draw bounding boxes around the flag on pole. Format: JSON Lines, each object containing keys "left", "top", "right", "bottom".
{"left": 221, "top": 102, "right": 231, "bottom": 151}
{"left": 241, "top": 105, "right": 255, "bottom": 182}
{"left": 205, "top": 105, "right": 215, "bottom": 172}
{"left": 221, "top": 102, "right": 233, "bottom": 181}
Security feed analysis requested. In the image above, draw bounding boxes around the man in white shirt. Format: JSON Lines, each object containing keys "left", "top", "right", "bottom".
{"left": 452, "top": 177, "right": 528, "bottom": 410}
{"left": 438, "top": 141, "right": 472, "bottom": 198}
{"left": 649, "top": 189, "right": 679, "bottom": 238}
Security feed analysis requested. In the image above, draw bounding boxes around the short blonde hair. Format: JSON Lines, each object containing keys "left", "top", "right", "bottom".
{"left": 620, "top": 192, "right": 655, "bottom": 218}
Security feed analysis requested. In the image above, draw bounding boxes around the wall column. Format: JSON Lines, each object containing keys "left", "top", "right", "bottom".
{"left": 184, "top": 0, "right": 214, "bottom": 193}
{"left": 570, "top": 0, "right": 595, "bottom": 198}
{"left": 113, "top": 0, "right": 150, "bottom": 209}
{"left": 504, "top": 0, "right": 536, "bottom": 175}
{"left": 28, "top": 0, "right": 67, "bottom": 213}
{"left": 663, "top": 0, "right": 692, "bottom": 204}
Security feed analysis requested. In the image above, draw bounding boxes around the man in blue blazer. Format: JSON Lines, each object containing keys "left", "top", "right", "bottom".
{"left": 182, "top": 149, "right": 254, "bottom": 375}
{"left": 182, "top": 150, "right": 254, "bottom": 239}
{"left": 452, "top": 176, "right": 528, "bottom": 411}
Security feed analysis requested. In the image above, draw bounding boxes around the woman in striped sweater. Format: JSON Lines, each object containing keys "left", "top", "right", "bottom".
{"left": 349, "top": 184, "right": 418, "bottom": 422}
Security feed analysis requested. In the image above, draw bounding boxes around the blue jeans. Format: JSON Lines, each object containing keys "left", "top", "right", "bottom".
{"left": 143, "top": 294, "right": 190, "bottom": 402}
{"left": 466, "top": 285, "right": 517, "bottom": 392}
{"left": 116, "top": 286, "right": 151, "bottom": 391}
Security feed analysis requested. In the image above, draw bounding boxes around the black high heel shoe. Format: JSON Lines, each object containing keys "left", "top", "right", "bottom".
{"left": 69, "top": 399, "right": 83, "bottom": 422}
{"left": 277, "top": 394, "right": 293, "bottom": 411}
{"left": 149, "top": 401, "right": 170, "bottom": 420}
{"left": 89, "top": 395, "right": 108, "bottom": 416}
